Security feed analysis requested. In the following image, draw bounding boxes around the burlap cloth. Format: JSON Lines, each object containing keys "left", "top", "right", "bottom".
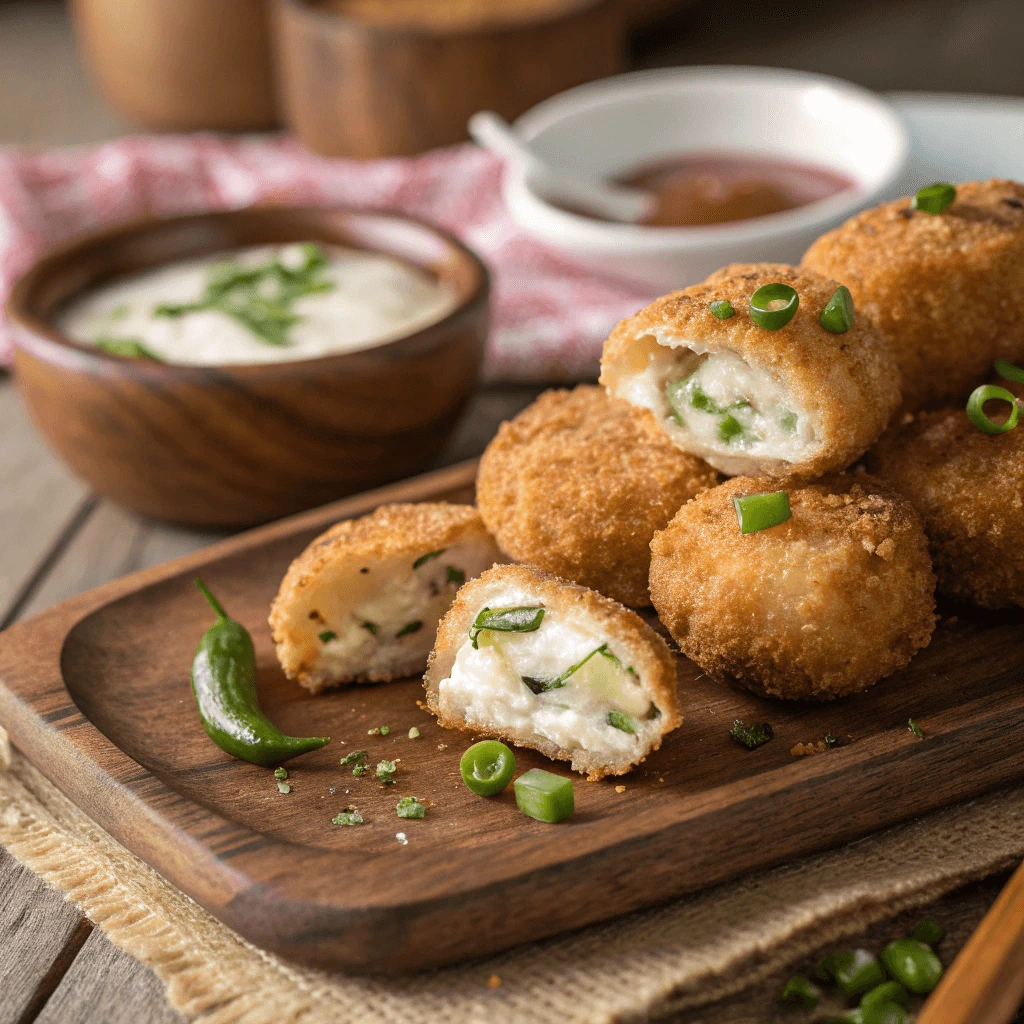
{"left": 1, "top": 721, "right": 1021, "bottom": 1023}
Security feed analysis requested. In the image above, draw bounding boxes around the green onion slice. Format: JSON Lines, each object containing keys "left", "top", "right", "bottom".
{"left": 820, "top": 285, "right": 855, "bottom": 333}
{"left": 709, "top": 299, "right": 735, "bottom": 320}
{"left": 749, "top": 283, "right": 799, "bottom": 330}
{"left": 469, "top": 606, "right": 545, "bottom": 648}
{"left": 994, "top": 358, "right": 1024, "bottom": 384}
{"left": 911, "top": 182, "right": 956, "bottom": 214}
{"left": 460, "top": 740, "right": 515, "bottom": 796}
{"left": 733, "top": 491, "right": 792, "bottom": 534}
{"left": 522, "top": 644, "right": 607, "bottom": 694}
{"left": 966, "top": 385, "right": 1019, "bottom": 434}
{"left": 413, "top": 549, "right": 444, "bottom": 569}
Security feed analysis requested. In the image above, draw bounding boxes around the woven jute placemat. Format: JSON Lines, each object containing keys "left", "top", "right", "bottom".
{"left": 1, "top": 722, "right": 1022, "bottom": 1024}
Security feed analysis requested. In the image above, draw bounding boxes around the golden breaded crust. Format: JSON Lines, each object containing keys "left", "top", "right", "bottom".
{"left": 424, "top": 563, "right": 682, "bottom": 779}
{"left": 867, "top": 407, "right": 1024, "bottom": 608}
{"left": 600, "top": 263, "right": 901, "bottom": 479}
{"left": 649, "top": 474, "right": 936, "bottom": 700}
{"left": 270, "top": 503, "right": 494, "bottom": 688}
{"left": 802, "top": 179, "right": 1024, "bottom": 412}
{"left": 476, "top": 386, "right": 719, "bottom": 607}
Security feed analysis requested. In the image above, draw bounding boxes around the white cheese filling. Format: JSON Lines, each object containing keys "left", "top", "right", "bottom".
{"left": 437, "top": 593, "right": 662, "bottom": 759}
{"left": 615, "top": 333, "right": 819, "bottom": 474}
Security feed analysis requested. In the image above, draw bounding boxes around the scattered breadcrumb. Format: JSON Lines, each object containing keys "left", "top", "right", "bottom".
{"left": 437, "top": 743, "right": 448, "bottom": 751}
{"left": 408, "top": 727, "right": 420, "bottom": 739}
{"left": 615, "top": 785, "right": 626, "bottom": 794}
{"left": 488, "top": 975, "right": 502, "bottom": 989}
{"left": 791, "top": 741, "right": 828, "bottom": 757}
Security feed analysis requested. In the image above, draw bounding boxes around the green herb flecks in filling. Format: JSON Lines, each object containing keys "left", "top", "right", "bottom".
{"left": 446, "top": 566, "right": 466, "bottom": 585}
{"left": 665, "top": 376, "right": 760, "bottom": 446}
{"left": 396, "top": 621, "right": 423, "bottom": 638}
{"left": 469, "top": 606, "right": 545, "bottom": 649}
{"left": 95, "top": 335, "right": 161, "bottom": 359}
{"left": 607, "top": 710, "right": 637, "bottom": 734}
{"left": 413, "top": 549, "right": 445, "bottom": 569}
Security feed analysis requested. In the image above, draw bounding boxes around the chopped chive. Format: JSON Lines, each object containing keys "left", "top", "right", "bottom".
{"left": 469, "top": 606, "right": 545, "bottom": 648}
{"left": 607, "top": 710, "right": 637, "bottom": 734}
{"left": 514, "top": 768, "right": 574, "bottom": 823}
{"left": 339, "top": 749, "right": 367, "bottom": 766}
{"left": 274, "top": 767, "right": 288, "bottom": 780}
{"left": 733, "top": 491, "right": 791, "bottom": 534}
{"left": 408, "top": 727, "right": 420, "bottom": 739}
{"left": 729, "top": 719, "right": 774, "bottom": 750}
{"left": 413, "top": 549, "right": 445, "bottom": 569}
{"left": 94, "top": 336, "right": 160, "bottom": 359}
{"left": 276, "top": 780, "right": 291, "bottom": 794}
{"left": 446, "top": 566, "right": 466, "bottom": 585}
{"left": 908, "top": 718, "right": 924, "bottom": 739}
{"left": 332, "top": 809, "right": 364, "bottom": 826}
{"left": 779, "top": 973, "right": 820, "bottom": 1010}
{"left": 966, "top": 384, "right": 1019, "bottom": 434}
{"left": 995, "top": 358, "right": 1024, "bottom": 384}
{"left": 522, "top": 644, "right": 607, "bottom": 694}
{"left": 396, "top": 621, "right": 422, "bottom": 638}
{"left": 911, "top": 182, "right": 956, "bottom": 214}
{"left": 749, "top": 283, "right": 799, "bottom": 330}
{"left": 710, "top": 299, "right": 735, "bottom": 319}
{"left": 377, "top": 759, "right": 397, "bottom": 784}
{"left": 880, "top": 939, "right": 943, "bottom": 994}
{"left": 824, "top": 732, "right": 841, "bottom": 749}
{"left": 396, "top": 796, "right": 426, "bottom": 819}
{"left": 820, "top": 285, "right": 855, "bottom": 333}
{"left": 717, "top": 414, "right": 745, "bottom": 443}
{"left": 361, "top": 621, "right": 378, "bottom": 635}
{"left": 911, "top": 919, "right": 945, "bottom": 945}
{"left": 318, "top": 629, "right": 337, "bottom": 643}
{"left": 780, "top": 411, "right": 797, "bottom": 432}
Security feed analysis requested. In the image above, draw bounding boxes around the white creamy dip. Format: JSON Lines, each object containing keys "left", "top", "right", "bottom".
{"left": 57, "top": 243, "right": 458, "bottom": 366}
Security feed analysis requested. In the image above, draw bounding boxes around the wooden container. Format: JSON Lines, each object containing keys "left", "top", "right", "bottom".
{"left": 272, "top": 0, "right": 626, "bottom": 158}
{"left": 70, "top": 0, "right": 278, "bottom": 131}
{"left": 6, "top": 208, "right": 489, "bottom": 528}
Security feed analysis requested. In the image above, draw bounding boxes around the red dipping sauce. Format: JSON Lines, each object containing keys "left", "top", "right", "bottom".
{"left": 613, "top": 153, "right": 856, "bottom": 227}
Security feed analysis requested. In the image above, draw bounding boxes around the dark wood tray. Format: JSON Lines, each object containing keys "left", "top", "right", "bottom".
{"left": 1, "top": 460, "right": 1023, "bottom": 975}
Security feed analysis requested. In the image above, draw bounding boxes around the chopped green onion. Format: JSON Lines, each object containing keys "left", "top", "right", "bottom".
{"left": 710, "top": 299, "right": 735, "bottom": 319}
{"left": 911, "top": 919, "right": 945, "bottom": 945}
{"left": 911, "top": 182, "right": 956, "bottom": 214}
{"left": 460, "top": 740, "right": 515, "bottom": 796}
{"left": 824, "top": 732, "right": 841, "bottom": 749}
{"left": 522, "top": 644, "right": 607, "bottom": 694}
{"left": 413, "top": 549, "right": 444, "bottom": 569}
{"left": 861, "top": 981, "right": 909, "bottom": 1010}
{"left": 361, "top": 621, "right": 378, "bottom": 635}
{"left": 607, "top": 710, "right": 637, "bottom": 734}
{"left": 995, "top": 358, "right": 1024, "bottom": 384}
{"left": 408, "top": 727, "right": 420, "bottom": 739}
{"left": 908, "top": 718, "right": 923, "bottom": 739}
{"left": 733, "top": 491, "right": 791, "bottom": 534}
{"left": 469, "top": 606, "right": 545, "bottom": 648}
{"left": 396, "top": 796, "right": 426, "bottom": 819}
{"left": 834, "top": 949, "right": 887, "bottom": 999}
{"left": 779, "top": 973, "right": 820, "bottom": 1010}
{"left": 729, "top": 719, "right": 774, "bottom": 750}
{"left": 396, "top": 621, "right": 422, "bottom": 638}
{"left": 94, "top": 336, "right": 160, "bottom": 359}
{"left": 880, "top": 939, "right": 943, "bottom": 994}
{"left": 446, "top": 566, "right": 466, "bottom": 585}
{"left": 820, "top": 285, "right": 855, "bottom": 333}
{"left": 966, "top": 384, "right": 1019, "bottom": 434}
{"left": 318, "top": 629, "right": 337, "bottom": 643}
{"left": 276, "top": 780, "right": 291, "bottom": 794}
{"left": 717, "top": 414, "right": 744, "bottom": 443}
{"left": 376, "top": 759, "right": 398, "bottom": 784}
{"left": 332, "top": 809, "right": 364, "bottom": 826}
{"left": 514, "top": 768, "right": 574, "bottom": 823}
{"left": 273, "top": 767, "right": 288, "bottom": 780}
{"left": 749, "top": 283, "right": 799, "bottom": 330}
{"left": 339, "top": 749, "right": 367, "bottom": 766}
{"left": 780, "top": 411, "right": 797, "bottom": 432}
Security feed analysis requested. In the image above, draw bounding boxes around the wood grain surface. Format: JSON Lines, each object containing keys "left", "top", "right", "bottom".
{"left": 2, "top": 457, "right": 1024, "bottom": 975}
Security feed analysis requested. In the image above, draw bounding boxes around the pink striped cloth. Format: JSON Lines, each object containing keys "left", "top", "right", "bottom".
{"left": 0, "top": 134, "right": 657, "bottom": 382}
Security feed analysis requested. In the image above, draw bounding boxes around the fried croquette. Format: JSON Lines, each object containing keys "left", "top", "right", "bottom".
{"left": 476, "top": 386, "right": 719, "bottom": 607}
{"left": 649, "top": 474, "right": 937, "bottom": 700}
{"left": 600, "top": 264, "right": 900, "bottom": 478}
{"left": 424, "top": 564, "right": 682, "bottom": 779}
{"left": 271, "top": 503, "right": 503, "bottom": 692}
{"left": 867, "top": 408, "right": 1024, "bottom": 609}
{"left": 802, "top": 179, "right": 1024, "bottom": 412}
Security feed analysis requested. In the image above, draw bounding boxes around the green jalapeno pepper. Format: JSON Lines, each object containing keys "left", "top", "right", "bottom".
{"left": 192, "top": 579, "right": 329, "bottom": 766}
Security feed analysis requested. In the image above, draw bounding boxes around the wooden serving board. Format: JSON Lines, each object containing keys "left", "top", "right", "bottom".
{"left": 1, "top": 460, "right": 1023, "bottom": 975}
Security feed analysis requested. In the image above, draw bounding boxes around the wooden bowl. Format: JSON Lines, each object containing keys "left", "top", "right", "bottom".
{"left": 6, "top": 208, "right": 489, "bottom": 528}
{"left": 70, "top": 0, "right": 278, "bottom": 131}
{"left": 272, "top": 0, "right": 625, "bottom": 158}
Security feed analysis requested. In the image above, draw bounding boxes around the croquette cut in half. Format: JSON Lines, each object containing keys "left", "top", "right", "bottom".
{"left": 476, "top": 386, "right": 719, "bottom": 607}
{"left": 867, "top": 408, "right": 1024, "bottom": 609}
{"left": 600, "top": 264, "right": 900, "bottom": 478}
{"left": 271, "top": 503, "right": 503, "bottom": 693}
{"left": 649, "top": 474, "right": 937, "bottom": 700}
{"left": 424, "top": 564, "right": 681, "bottom": 779}
{"left": 803, "top": 179, "right": 1024, "bottom": 412}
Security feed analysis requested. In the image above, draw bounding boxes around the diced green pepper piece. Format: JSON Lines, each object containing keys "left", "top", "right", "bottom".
{"left": 880, "top": 939, "right": 943, "bottom": 994}
{"left": 733, "top": 491, "right": 791, "bottom": 534}
{"left": 514, "top": 768, "right": 574, "bottom": 823}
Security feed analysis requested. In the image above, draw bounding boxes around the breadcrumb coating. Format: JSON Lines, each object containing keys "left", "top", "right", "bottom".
{"left": 424, "top": 564, "right": 682, "bottom": 779}
{"left": 802, "top": 179, "right": 1024, "bottom": 412}
{"left": 600, "top": 263, "right": 901, "bottom": 479}
{"left": 476, "top": 386, "right": 719, "bottom": 607}
{"left": 867, "top": 407, "right": 1024, "bottom": 608}
{"left": 649, "top": 474, "right": 936, "bottom": 700}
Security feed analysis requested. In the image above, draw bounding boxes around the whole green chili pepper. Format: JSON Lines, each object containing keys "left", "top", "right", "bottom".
{"left": 192, "top": 579, "right": 329, "bottom": 766}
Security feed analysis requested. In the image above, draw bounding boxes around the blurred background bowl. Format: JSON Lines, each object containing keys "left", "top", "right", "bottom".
{"left": 5, "top": 207, "right": 489, "bottom": 528}
{"left": 505, "top": 66, "right": 909, "bottom": 289}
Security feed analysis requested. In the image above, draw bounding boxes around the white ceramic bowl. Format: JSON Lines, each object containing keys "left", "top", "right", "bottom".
{"left": 505, "top": 66, "right": 909, "bottom": 290}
